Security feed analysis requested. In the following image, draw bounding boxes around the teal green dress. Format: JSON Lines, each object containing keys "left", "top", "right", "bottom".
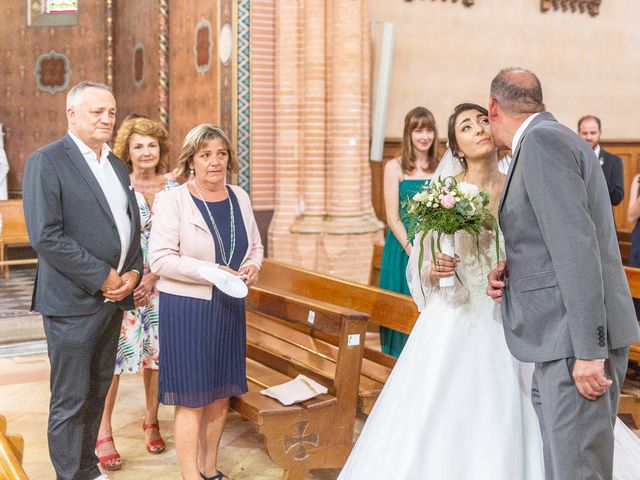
{"left": 379, "top": 179, "right": 430, "bottom": 357}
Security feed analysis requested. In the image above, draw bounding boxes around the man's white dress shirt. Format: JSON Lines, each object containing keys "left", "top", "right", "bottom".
{"left": 68, "top": 131, "right": 131, "bottom": 273}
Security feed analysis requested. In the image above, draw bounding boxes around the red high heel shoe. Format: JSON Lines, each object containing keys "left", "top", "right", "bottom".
{"left": 95, "top": 436, "right": 122, "bottom": 470}
{"left": 142, "top": 420, "right": 166, "bottom": 454}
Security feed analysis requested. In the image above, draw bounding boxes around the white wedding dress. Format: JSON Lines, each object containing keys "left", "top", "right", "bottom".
{"left": 338, "top": 228, "right": 640, "bottom": 480}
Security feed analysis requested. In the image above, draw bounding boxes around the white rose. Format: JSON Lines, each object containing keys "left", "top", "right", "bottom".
{"left": 458, "top": 182, "right": 480, "bottom": 197}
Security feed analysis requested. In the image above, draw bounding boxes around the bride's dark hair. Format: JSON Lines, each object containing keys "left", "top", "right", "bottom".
{"left": 447, "top": 103, "right": 489, "bottom": 170}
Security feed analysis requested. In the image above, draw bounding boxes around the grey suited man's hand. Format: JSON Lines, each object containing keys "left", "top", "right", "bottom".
{"left": 104, "top": 271, "right": 139, "bottom": 302}
{"left": 101, "top": 268, "right": 123, "bottom": 293}
{"left": 573, "top": 359, "right": 612, "bottom": 401}
{"left": 487, "top": 261, "right": 507, "bottom": 303}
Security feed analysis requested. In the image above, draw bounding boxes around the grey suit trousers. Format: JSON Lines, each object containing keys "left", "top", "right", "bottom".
{"left": 43, "top": 302, "right": 122, "bottom": 480}
{"left": 532, "top": 348, "right": 629, "bottom": 480}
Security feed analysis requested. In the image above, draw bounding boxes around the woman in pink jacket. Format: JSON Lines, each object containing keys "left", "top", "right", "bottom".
{"left": 149, "top": 124, "right": 263, "bottom": 480}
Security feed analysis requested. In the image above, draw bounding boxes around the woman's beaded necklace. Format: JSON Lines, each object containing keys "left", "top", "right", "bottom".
{"left": 193, "top": 181, "right": 236, "bottom": 267}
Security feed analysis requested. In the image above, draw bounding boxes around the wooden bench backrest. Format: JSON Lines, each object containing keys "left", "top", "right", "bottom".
{"left": 246, "top": 286, "right": 368, "bottom": 416}
{"left": 258, "top": 259, "right": 419, "bottom": 335}
{"left": 0, "top": 200, "right": 29, "bottom": 242}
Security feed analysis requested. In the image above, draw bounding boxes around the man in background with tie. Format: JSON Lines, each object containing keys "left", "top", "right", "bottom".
{"left": 578, "top": 114, "right": 624, "bottom": 206}
{"left": 23, "top": 81, "right": 143, "bottom": 480}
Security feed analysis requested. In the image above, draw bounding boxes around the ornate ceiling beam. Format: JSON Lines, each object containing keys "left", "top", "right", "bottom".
{"left": 541, "top": 0, "right": 601, "bottom": 17}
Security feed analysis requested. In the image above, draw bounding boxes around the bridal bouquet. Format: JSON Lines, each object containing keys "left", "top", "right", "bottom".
{"left": 406, "top": 176, "right": 499, "bottom": 288}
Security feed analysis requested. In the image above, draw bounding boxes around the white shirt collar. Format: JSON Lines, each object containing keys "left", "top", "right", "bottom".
{"left": 511, "top": 112, "right": 542, "bottom": 153}
{"left": 594, "top": 145, "right": 601, "bottom": 158}
{"left": 67, "top": 130, "right": 111, "bottom": 163}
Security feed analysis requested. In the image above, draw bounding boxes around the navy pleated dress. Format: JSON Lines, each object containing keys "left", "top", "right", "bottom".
{"left": 158, "top": 188, "right": 249, "bottom": 408}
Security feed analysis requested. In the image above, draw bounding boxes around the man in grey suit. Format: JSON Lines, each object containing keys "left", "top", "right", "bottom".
{"left": 23, "top": 81, "right": 143, "bottom": 480}
{"left": 486, "top": 68, "right": 640, "bottom": 480}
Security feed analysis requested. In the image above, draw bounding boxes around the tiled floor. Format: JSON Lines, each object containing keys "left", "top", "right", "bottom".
{"left": 0, "top": 267, "right": 37, "bottom": 319}
{"left": 0, "top": 353, "right": 346, "bottom": 480}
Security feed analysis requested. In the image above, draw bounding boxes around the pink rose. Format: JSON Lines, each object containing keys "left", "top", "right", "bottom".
{"left": 440, "top": 194, "right": 456, "bottom": 209}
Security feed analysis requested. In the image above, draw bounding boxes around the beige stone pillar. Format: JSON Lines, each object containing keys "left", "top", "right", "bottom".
{"left": 318, "top": 0, "right": 382, "bottom": 282}
{"left": 267, "top": 0, "right": 302, "bottom": 264}
{"left": 268, "top": 0, "right": 383, "bottom": 282}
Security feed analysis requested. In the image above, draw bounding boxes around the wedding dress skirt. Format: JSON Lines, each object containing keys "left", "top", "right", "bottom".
{"left": 338, "top": 230, "right": 640, "bottom": 480}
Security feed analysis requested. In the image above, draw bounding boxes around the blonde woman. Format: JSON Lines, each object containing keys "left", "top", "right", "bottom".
{"left": 149, "top": 124, "right": 263, "bottom": 479}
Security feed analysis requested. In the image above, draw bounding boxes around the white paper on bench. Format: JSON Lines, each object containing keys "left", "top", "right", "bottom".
{"left": 260, "top": 374, "right": 328, "bottom": 406}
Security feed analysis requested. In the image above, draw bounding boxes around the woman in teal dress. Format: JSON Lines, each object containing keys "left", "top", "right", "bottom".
{"left": 380, "top": 107, "right": 438, "bottom": 356}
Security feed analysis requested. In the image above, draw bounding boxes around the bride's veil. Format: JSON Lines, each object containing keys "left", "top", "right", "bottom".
{"left": 433, "top": 147, "right": 464, "bottom": 180}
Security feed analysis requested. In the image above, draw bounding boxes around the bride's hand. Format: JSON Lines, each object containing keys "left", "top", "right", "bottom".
{"left": 430, "top": 253, "right": 458, "bottom": 279}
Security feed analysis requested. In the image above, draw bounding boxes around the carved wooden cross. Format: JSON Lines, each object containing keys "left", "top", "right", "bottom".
{"left": 283, "top": 421, "right": 320, "bottom": 461}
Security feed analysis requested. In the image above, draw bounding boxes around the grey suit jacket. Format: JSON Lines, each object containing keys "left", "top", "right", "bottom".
{"left": 499, "top": 112, "right": 640, "bottom": 362}
{"left": 23, "top": 134, "right": 143, "bottom": 317}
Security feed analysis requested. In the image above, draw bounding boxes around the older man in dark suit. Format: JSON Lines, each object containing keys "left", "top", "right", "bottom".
{"left": 23, "top": 81, "right": 143, "bottom": 480}
{"left": 578, "top": 115, "right": 625, "bottom": 206}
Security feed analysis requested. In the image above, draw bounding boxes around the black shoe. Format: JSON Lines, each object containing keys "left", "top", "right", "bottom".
{"left": 200, "top": 471, "right": 225, "bottom": 480}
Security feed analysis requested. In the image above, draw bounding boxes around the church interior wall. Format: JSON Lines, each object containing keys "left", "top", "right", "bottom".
{"left": 0, "top": 0, "right": 108, "bottom": 195}
{"left": 112, "top": 0, "right": 160, "bottom": 124}
{"left": 370, "top": 0, "right": 640, "bottom": 141}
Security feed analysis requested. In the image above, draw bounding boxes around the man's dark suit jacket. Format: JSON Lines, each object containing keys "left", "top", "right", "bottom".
{"left": 598, "top": 148, "right": 624, "bottom": 206}
{"left": 23, "top": 134, "right": 143, "bottom": 316}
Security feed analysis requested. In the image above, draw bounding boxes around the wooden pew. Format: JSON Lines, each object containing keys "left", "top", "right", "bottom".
{"left": 369, "top": 243, "right": 384, "bottom": 287}
{"left": 232, "top": 286, "right": 368, "bottom": 480}
{"left": 0, "top": 200, "right": 36, "bottom": 279}
{"left": 620, "top": 266, "right": 640, "bottom": 427}
{"left": 0, "top": 415, "right": 28, "bottom": 480}
{"left": 256, "top": 259, "right": 418, "bottom": 414}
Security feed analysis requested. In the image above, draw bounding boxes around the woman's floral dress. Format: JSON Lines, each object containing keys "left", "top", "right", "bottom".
{"left": 114, "top": 179, "right": 178, "bottom": 375}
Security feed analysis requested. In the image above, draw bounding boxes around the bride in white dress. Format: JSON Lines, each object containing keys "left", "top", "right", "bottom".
{"left": 338, "top": 104, "right": 640, "bottom": 480}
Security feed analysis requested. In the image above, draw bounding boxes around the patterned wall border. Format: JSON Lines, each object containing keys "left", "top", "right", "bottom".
{"left": 106, "top": 0, "right": 114, "bottom": 88}
{"left": 236, "top": 0, "right": 250, "bottom": 193}
{"left": 159, "top": 0, "right": 169, "bottom": 130}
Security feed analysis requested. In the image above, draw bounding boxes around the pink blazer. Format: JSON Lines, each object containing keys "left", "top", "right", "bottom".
{"left": 149, "top": 183, "right": 264, "bottom": 300}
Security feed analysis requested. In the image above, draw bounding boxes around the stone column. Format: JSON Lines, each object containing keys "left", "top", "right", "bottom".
{"left": 319, "top": 0, "right": 382, "bottom": 282}
{"left": 268, "top": 0, "right": 383, "bottom": 282}
{"left": 267, "top": 0, "right": 302, "bottom": 264}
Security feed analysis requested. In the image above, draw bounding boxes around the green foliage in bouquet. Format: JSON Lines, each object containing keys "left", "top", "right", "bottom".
{"left": 404, "top": 176, "right": 500, "bottom": 291}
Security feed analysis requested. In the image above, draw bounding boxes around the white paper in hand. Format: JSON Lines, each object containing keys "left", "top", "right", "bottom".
{"left": 197, "top": 265, "right": 248, "bottom": 298}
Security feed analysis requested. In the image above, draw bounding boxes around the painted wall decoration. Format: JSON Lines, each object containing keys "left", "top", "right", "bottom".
{"left": 34, "top": 50, "right": 72, "bottom": 95}
{"left": 28, "top": 0, "right": 78, "bottom": 26}
{"left": 237, "top": 0, "right": 251, "bottom": 193}
{"left": 218, "top": 23, "right": 232, "bottom": 66}
{"left": 194, "top": 17, "right": 212, "bottom": 74}
{"left": 47, "top": 0, "right": 78, "bottom": 12}
{"left": 133, "top": 42, "right": 144, "bottom": 86}
{"left": 219, "top": 1, "right": 233, "bottom": 148}
{"left": 541, "top": 0, "right": 601, "bottom": 16}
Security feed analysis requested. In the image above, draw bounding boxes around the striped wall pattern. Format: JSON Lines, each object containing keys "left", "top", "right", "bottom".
{"left": 249, "top": 0, "right": 276, "bottom": 210}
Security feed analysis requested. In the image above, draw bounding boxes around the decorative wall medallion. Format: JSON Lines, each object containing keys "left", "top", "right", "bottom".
{"left": 194, "top": 17, "right": 213, "bottom": 74}
{"left": 541, "top": 0, "right": 601, "bottom": 16}
{"left": 34, "top": 50, "right": 71, "bottom": 95}
{"left": 219, "top": 23, "right": 233, "bottom": 66}
{"left": 132, "top": 43, "right": 144, "bottom": 87}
